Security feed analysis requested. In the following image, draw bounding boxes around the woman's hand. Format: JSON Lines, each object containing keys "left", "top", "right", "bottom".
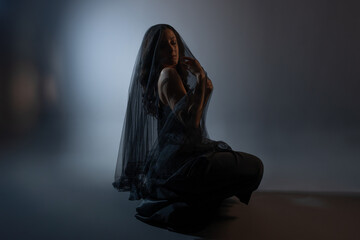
{"left": 205, "top": 77, "right": 213, "bottom": 94}
{"left": 180, "top": 56, "right": 206, "bottom": 80}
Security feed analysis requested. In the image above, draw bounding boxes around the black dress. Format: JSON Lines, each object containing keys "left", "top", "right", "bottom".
{"left": 111, "top": 25, "right": 264, "bottom": 231}
{"left": 135, "top": 92, "right": 263, "bottom": 228}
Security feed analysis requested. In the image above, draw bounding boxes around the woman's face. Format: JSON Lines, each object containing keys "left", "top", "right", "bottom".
{"left": 157, "top": 28, "right": 179, "bottom": 67}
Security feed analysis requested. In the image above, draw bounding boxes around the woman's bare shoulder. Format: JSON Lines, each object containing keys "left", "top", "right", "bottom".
{"left": 157, "top": 67, "right": 186, "bottom": 107}
{"left": 159, "top": 67, "right": 179, "bottom": 81}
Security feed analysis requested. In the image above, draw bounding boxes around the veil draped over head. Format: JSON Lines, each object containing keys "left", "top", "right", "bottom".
{"left": 112, "top": 24, "right": 215, "bottom": 200}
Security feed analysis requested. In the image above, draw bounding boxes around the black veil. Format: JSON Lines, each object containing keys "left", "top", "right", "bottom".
{"left": 112, "top": 24, "right": 214, "bottom": 200}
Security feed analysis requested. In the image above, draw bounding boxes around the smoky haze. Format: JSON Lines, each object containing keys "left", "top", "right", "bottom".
{"left": 59, "top": 0, "right": 359, "bottom": 192}
{"left": 1, "top": 0, "right": 359, "bottom": 239}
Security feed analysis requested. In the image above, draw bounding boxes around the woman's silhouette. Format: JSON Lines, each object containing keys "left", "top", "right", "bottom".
{"left": 113, "top": 24, "right": 264, "bottom": 231}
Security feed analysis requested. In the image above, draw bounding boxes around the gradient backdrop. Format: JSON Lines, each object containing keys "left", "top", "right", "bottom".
{"left": 1, "top": 0, "right": 359, "bottom": 239}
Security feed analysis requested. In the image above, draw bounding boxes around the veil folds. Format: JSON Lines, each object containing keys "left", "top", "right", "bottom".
{"left": 112, "top": 24, "right": 213, "bottom": 200}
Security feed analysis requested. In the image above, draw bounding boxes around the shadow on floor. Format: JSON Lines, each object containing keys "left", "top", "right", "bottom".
{"left": 136, "top": 191, "right": 360, "bottom": 240}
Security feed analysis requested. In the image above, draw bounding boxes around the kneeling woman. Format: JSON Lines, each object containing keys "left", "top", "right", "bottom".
{"left": 112, "top": 24, "right": 264, "bottom": 230}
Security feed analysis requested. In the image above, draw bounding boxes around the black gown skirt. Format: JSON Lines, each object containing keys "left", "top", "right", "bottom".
{"left": 136, "top": 139, "right": 264, "bottom": 230}
{"left": 135, "top": 95, "right": 264, "bottom": 231}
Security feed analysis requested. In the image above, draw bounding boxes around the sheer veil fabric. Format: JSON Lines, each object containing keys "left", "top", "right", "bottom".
{"left": 112, "top": 24, "right": 234, "bottom": 206}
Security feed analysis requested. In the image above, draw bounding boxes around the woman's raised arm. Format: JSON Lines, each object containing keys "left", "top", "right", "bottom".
{"left": 158, "top": 67, "right": 206, "bottom": 128}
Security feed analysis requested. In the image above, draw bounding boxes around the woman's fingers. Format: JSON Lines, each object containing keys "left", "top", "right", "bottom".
{"left": 180, "top": 56, "right": 205, "bottom": 77}
{"left": 180, "top": 58, "right": 192, "bottom": 63}
{"left": 181, "top": 56, "right": 198, "bottom": 65}
{"left": 180, "top": 58, "right": 189, "bottom": 64}
{"left": 181, "top": 56, "right": 194, "bottom": 60}
{"left": 180, "top": 60, "right": 193, "bottom": 70}
{"left": 181, "top": 59, "right": 197, "bottom": 68}
{"left": 180, "top": 61, "right": 189, "bottom": 68}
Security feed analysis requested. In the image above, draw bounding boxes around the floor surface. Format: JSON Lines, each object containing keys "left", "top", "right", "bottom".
{"left": 192, "top": 191, "right": 360, "bottom": 240}
{"left": 1, "top": 152, "right": 359, "bottom": 240}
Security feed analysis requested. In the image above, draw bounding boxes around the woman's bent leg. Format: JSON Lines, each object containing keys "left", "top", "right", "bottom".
{"left": 186, "top": 150, "right": 264, "bottom": 205}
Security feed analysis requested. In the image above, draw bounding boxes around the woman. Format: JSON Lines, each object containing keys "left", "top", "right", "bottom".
{"left": 113, "top": 24, "right": 264, "bottom": 230}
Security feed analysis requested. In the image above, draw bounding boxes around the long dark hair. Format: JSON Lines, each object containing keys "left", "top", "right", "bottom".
{"left": 113, "top": 24, "right": 210, "bottom": 200}
{"left": 138, "top": 24, "right": 190, "bottom": 118}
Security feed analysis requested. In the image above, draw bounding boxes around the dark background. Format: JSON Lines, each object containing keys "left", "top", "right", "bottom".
{"left": 1, "top": 0, "right": 359, "bottom": 239}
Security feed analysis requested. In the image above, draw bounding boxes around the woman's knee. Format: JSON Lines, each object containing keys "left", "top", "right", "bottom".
{"left": 255, "top": 156, "right": 264, "bottom": 183}
{"left": 251, "top": 154, "right": 263, "bottom": 181}
{"left": 237, "top": 151, "right": 264, "bottom": 183}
